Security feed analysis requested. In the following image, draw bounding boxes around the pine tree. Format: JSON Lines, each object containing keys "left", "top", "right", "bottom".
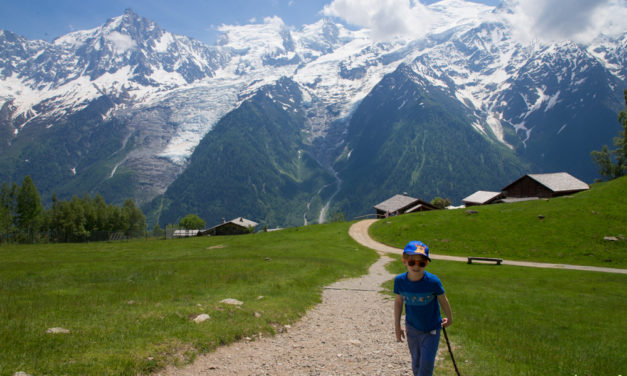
{"left": 48, "top": 193, "right": 62, "bottom": 242}
{"left": 93, "top": 194, "right": 109, "bottom": 231}
{"left": 615, "top": 90, "right": 627, "bottom": 174}
{"left": 15, "top": 176, "right": 43, "bottom": 239}
{"left": 0, "top": 183, "right": 13, "bottom": 242}
{"left": 152, "top": 223, "right": 165, "bottom": 238}
{"left": 122, "top": 199, "right": 146, "bottom": 237}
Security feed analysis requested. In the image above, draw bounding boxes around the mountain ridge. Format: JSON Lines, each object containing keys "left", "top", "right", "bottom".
{"left": 0, "top": 5, "right": 625, "bottom": 227}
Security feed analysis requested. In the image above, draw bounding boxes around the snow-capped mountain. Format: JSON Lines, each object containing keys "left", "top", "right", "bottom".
{"left": 1, "top": 9, "right": 228, "bottom": 123}
{"left": 0, "top": 3, "right": 625, "bottom": 226}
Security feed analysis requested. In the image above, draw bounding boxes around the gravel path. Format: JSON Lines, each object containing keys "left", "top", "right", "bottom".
{"left": 155, "top": 218, "right": 626, "bottom": 375}
{"left": 156, "top": 220, "right": 418, "bottom": 375}
{"left": 352, "top": 219, "right": 627, "bottom": 274}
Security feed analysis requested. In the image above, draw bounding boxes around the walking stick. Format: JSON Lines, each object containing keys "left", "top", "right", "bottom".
{"left": 442, "top": 326, "right": 461, "bottom": 376}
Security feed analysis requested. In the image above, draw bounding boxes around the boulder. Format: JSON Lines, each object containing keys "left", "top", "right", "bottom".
{"left": 193, "top": 314, "right": 211, "bottom": 323}
{"left": 220, "top": 298, "right": 243, "bottom": 305}
{"left": 46, "top": 327, "right": 70, "bottom": 334}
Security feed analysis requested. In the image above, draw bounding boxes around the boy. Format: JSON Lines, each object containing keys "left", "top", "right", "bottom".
{"left": 394, "top": 240, "right": 453, "bottom": 376}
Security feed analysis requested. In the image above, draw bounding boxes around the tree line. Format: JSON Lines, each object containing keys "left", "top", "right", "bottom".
{"left": 1, "top": 176, "right": 146, "bottom": 243}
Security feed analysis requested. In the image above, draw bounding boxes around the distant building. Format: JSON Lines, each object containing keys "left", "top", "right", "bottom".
{"left": 460, "top": 172, "right": 589, "bottom": 207}
{"left": 374, "top": 194, "right": 438, "bottom": 218}
{"left": 172, "top": 229, "right": 200, "bottom": 238}
{"left": 462, "top": 191, "right": 503, "bottom": 206}
{"left": 200, "top": 217, "right": 258, "bottom": 236}
{"left": 502, "top": 172, "right": 589, "bottom": 199}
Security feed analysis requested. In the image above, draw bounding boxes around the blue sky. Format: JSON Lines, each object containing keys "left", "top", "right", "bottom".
{"left": 1, "top": 0, "right": 624, "bottom": 45}
{"left": 0, "top": 0, "right": 501, "bottom": 45}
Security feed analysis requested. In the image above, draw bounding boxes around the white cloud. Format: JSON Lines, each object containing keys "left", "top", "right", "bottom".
{"left": 105, "top": 31, "right": 137, "bottom": 53}
{"left": 263, "top": 15, "right": 286, "bottom": 27}
{"left": 322, "top": 0, "right": 435, "bottom": 42}
{"left": 322, "top": 0, "right": 626, "bottom": 44}
{"left": 502, "top": 0, "right": 627, "bottom": 44}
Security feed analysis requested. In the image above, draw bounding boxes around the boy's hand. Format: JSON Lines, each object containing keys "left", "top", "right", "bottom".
{"left": 441, "top": 318, "right": 452, "bottom": 327}
{"left": 395, "top": 327, "right": 405, "bottom": 342}
{"left": 394, "top": 295, "right": 405, "bottom": 342}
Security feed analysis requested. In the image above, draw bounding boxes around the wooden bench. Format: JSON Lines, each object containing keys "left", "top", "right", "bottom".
{"left": 467, "top": 257, "right": 503, "bottom": 265}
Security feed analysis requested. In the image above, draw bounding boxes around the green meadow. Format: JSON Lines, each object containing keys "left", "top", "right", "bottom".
{"left": 376, "top": 177, "right": 627, "bottom": 375}
{"left": 371, "top": 176, "right": 627, "bottom": 268}
{"left": 0, "top": 177, "right": 625, "bottom": 375}
{"left": 384, "top": 258, "right": 626, "bottom": 376}
{"left": 0, "top": 223, "right": 378, "bottom": 375}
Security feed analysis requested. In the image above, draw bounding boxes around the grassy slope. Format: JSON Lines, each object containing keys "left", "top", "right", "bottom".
{"left": 1, "top": 178, "right": 626, "bottom": 375}
{"left": 378, "top": 177, "right": 627, "bottom": 375}
{"left": 370, "top": 176, "right": 627, "bottom": 268}
{"left": 0, "top": 223, "right": 377, "bottom": 376}
{"left": 384, "top": 257, "right": 627, "bottom": 376}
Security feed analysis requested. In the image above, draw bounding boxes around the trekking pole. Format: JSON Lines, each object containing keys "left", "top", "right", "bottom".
{"left": 442, "top": 326, "right": 461, "bottom": 376}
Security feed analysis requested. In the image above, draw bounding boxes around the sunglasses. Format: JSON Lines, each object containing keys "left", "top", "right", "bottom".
{"left": 407, "top": 260, "right": 427, "bottom": 267}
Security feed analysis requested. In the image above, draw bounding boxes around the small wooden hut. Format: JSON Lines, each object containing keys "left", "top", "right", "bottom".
{"left": 374, "top": 194, "right": 438, "bottom": 218}
{"left": 502, "top": 172, "right": 589, "bottom": 199}
{"left": 201, "top": 217, "right": 258, "bottom": 236}
{"left": 462, "top": 191, "right": 503, "bottom": 206}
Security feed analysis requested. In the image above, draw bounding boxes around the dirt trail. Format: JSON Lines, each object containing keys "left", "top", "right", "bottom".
{"left": 351, "top": 219, "right": 627, "bottom": 274}
{"left": 156, "top": 221, "right": 414, "bottom": 375}
{"left": 155, "top": 219, "right": 625, "bottom": 375}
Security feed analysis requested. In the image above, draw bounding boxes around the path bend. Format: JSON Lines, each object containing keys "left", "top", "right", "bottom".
{"left": 349, "top": 219, "right": 627, "bottom": 275}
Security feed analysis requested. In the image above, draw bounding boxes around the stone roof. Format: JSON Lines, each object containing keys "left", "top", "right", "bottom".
{"left": 227, "top": 217, "right": 258, "bottom": 228}
{"left": 527, "top": 173, "right": 589, "bottom": 192}
{"left": 374, "top": 194, "right": 418, "bottom": 212}
{"left": 462, "top": 190, "right": 502, "bottom": 205}
{"left": 205, "top": 217, "right": 258, "bottom": 233}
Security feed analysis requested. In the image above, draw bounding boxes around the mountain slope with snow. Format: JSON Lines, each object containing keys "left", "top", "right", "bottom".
{"left": 0, "top": 3, "right": 624, "bottom": 226}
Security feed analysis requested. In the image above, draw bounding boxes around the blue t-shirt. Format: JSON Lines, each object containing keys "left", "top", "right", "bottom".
{"left": 394, "top": 271, "right": 445, "bottom": 332}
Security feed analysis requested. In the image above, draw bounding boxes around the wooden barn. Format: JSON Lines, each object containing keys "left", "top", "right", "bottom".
{"left": 374, "top": 194, "right": 438, "bottom": 218}
{"left": 502, "top": 172, "right": 589, "bottom": 199}
{"left": 462, "top": 191, "right": 503, "bottom": 206}
{"left": 201, "top": 217, "right": 258, "bottom": 236}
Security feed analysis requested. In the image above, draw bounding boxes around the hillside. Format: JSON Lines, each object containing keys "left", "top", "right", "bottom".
{"left": 369, "top": 176, "right": 627, "bottom": 268}
{"left": 333, "top": 64, "right": 527, "bottom": 219}
{"left": 146, "top": 78, "right": 335, "bottom": 227}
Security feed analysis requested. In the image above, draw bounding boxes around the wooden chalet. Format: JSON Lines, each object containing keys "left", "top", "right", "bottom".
{"left": 374, "top": 194, "right": 438, "bottom": 218}
{"left": 502, "top": 172, "right": 589, "bottom": 199}
{"left": 462, "top": 191, "right": 503, "bottom": 206}
{"left": 201, "top": 217, "right": 258, "bottom": 236}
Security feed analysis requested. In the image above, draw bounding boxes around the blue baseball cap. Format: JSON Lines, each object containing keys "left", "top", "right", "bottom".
{"left": 403, "top": 241, "right": 430, "bottom": 260}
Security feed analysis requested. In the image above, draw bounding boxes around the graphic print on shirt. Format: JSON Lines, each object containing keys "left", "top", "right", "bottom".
{"left": 400, "top": 292, "right": 435, "bottom": 306}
